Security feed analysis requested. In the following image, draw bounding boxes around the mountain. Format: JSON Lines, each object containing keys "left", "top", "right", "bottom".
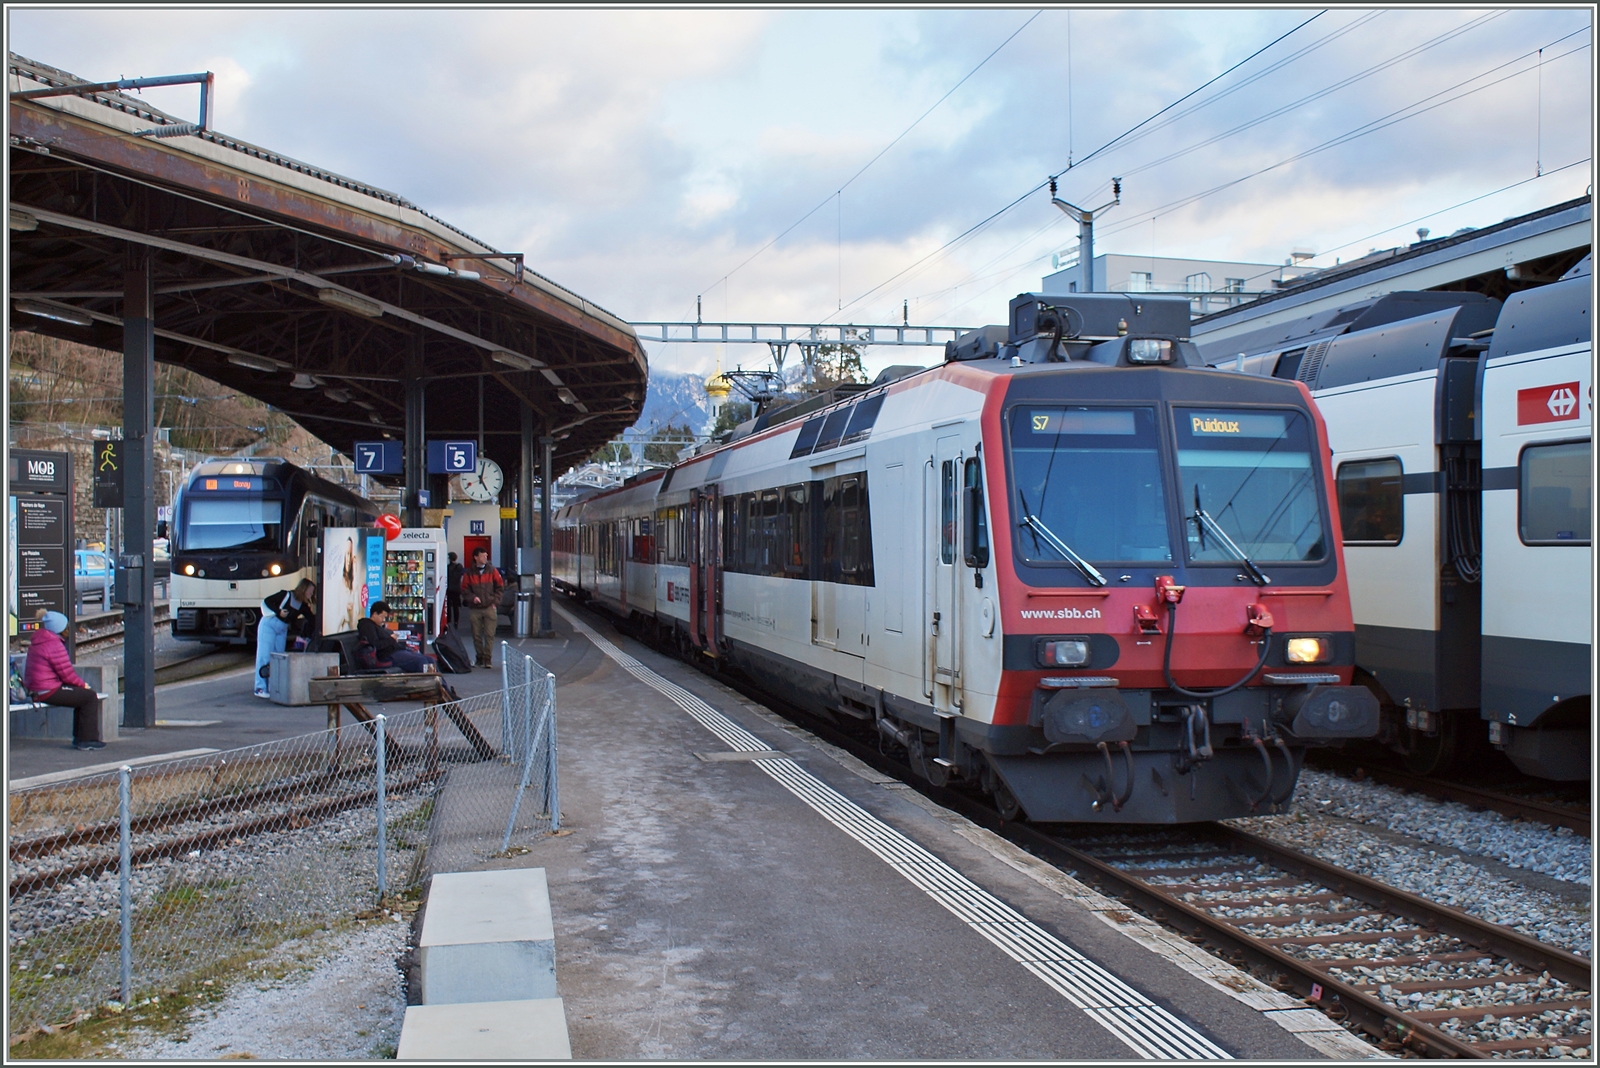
{"left": 630, "top": 369, "right": 710, "bottom": 438}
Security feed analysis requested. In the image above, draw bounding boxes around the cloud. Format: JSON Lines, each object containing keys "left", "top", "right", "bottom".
{"left": 8, "top": 5, "right": 1591, "bottom": 370}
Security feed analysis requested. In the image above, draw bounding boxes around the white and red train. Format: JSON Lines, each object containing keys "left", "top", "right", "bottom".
{"left": 554, "top": 292, "right": 1378, "bottom": 823}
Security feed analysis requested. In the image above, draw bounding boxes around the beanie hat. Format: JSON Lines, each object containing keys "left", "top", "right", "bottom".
{"left": 41, "top": 611, "right": 69, "bottom": 634}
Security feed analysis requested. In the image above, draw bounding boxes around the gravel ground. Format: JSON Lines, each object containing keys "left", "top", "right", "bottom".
{"left": 110, "top": 915, "right": 410, "bottom": 1060}
{"left": 1287, "top": 768, "right": 1591, "bottom": 886}
{"left": 1234, "top": 814, "right": 1591, "bottom": 955}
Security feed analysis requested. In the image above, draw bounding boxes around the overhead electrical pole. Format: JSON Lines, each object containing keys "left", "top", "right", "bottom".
{"left": 1050, "top": 177, "right": 1121, "bottom": 293}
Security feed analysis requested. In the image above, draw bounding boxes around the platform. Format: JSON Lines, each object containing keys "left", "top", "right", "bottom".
{"left": 407, "top": 604, "right": 1374, "bottom": 1060}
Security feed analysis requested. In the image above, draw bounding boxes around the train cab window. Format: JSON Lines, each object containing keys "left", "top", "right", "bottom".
{"left": 1336, "top": 458, "right": 1403, "bottom": 544}
{"left": 1520, "top": 440, "right": 1591, "bottom": 545}
{"left": 1009, "top": 406, "right": 1171, "bottom": 565}
{"left": 181, "top": 497, "right": 284, "bottom": 552}
{"left": 1176, "top": 408, "right": 1327, "bottom": 563}
{"left": 940, "top": 461, "right": 956, "bottom": 564}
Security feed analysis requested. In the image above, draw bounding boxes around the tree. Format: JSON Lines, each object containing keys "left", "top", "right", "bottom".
{"left": 712, "top": 400, "right": 753, "bottom": 435}
{"left": 590, "top": 439, "right": 632, "bottom": 466}
{"left": 811, "top": 343, "right": 867, "bottom": 389}
{"left": 642, "top": 423, "right": 695, "bottom": 466}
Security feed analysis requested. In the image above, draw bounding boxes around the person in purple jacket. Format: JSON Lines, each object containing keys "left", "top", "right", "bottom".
{"left": 24, "top": 611, "right": 103, "bottom": 751}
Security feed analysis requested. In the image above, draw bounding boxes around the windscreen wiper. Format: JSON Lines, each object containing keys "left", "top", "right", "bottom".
{"left": 1018, "top": 493, "right": 1107, "bottom": 587}
{"left": 1192, "top": 486, "right": 1270, "bottom": 586}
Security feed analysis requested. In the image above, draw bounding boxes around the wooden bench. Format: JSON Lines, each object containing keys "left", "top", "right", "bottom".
{"left": 307, "top": 673, "right": 496, "bottom": 769}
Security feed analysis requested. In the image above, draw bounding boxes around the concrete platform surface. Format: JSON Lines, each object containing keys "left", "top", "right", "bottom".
{"left": 432, "top": 604, "right": 1373, "bottom": 1061}
{"left": 397, "top": 997, "right": 571, "bottom": 1060}
{"left": 421, "top": 869, "right": 557, "bottom": 1005}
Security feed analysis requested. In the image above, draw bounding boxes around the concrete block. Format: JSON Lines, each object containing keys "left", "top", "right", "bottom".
{"left": 76, "top": 666, "right": 119, "bottom": 741}
{"left": 420, "top": 869, "right": 556, "bottom": 1005}
{"left": 397, "top": 997, "right": 570, "bottom": 1060}
{"left": 268, "top": 652, "right": 341, "bottom": 706}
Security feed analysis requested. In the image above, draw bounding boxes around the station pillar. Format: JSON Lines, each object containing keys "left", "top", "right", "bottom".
{"left": 403, "top": 331, "right": 425, "bottom": 528}
{"left": 539, "top": 435, "right": 554, "bottom": 637}
{"left": 122, "top": 255, "right": 157, "bottom": 729}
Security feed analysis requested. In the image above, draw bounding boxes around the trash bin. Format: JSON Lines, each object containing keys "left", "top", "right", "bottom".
{"left": 515, "top": 590, "right": 534, "bottom": 639}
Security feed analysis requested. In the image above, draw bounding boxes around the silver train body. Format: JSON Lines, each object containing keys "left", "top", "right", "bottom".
{"left": 1198, "top": 257, "right": 1592, "bottom": 778}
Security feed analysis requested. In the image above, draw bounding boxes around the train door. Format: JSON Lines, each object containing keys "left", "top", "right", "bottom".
{"left": 927, "top": 433, "right": 963, "bottom": 711}
{"left": 688, "top": 487, "right": 721, "bottom": 652}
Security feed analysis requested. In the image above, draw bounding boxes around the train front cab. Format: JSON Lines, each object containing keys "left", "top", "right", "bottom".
{"left": 871, "top": 300, "right": 1378, "bottom": 825}
{"left": 1478, "top": 266, "right": 1592, "bottom": 779}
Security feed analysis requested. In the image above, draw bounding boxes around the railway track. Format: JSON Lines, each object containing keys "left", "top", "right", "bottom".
{"left": 645, "top": 616, "right": 1592, "bottom": 1060}
{"left": 68, "top": 602, "right": 172, "bottom": 653}
{"left": 1322, "top": 763, "right": 1591, "bottom": 838}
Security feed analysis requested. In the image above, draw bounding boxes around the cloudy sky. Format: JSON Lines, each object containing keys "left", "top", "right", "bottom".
{"left": 9, "top": 7, "right": 1594, "bottom": 378}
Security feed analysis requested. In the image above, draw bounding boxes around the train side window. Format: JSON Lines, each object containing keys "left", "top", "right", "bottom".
{"left": 1520, "top": 440, "right": 1591, "bottom": 545}
{"left": 940, "top": 460, "right": 955, "bottom": 564}
{"left": 1336, "top": 458, "right": 1403, "bottom": 544}
{"left": 1272, "top": 348, "right": 1306, "bottom": 380}
{"left": 820, "top": 473, "right": 874, "bottom": 586}
{"left": 760, "top": 489, "right": 781, "bottom": 575}
{"left": 783, "top": 486, "right": 805, "bottom": 574}
{"left": 963, "top": 457, "right": 989, "bottom": 567}
{"left": 790, "top": 416, "right": 825, "bottom": 459}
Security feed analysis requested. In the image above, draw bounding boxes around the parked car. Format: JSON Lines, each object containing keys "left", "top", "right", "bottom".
{"left": 75, "top": 549, "right": 112, "bottom": 606}
{"left": 74, "top": 546, "right": 171, "bottom": 606}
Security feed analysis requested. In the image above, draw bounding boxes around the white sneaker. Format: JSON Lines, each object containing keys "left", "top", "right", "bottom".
{"left": 253, "top": 691, "right": 272, "bottom": 699}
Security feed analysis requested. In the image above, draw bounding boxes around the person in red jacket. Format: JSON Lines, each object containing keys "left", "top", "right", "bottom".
{"left": 460, "top": 546, "right": 505, "bottom": 669}
{"left": 24, "top": 611, "right": 103, "bottom": 750}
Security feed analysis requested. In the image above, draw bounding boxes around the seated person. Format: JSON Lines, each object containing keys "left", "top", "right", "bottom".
{"left": 25, "top": 610, "right": 103, "bottom": 750}
{"left": 356, "top": 602, "right": 437, "bottom": 674}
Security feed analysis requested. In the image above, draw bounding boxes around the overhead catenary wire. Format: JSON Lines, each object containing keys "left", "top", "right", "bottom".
{"left": 682, "top": 9, "right": 1043, "bottom": 324}
{"left": 1093, "top": 31, "right": 1592, "bottom": 244}
{"left": 910, "top": 22, "right": 1591, "bottom": 323}
{"left": 823, "top": 12, "right": 1330, "bottom": 325}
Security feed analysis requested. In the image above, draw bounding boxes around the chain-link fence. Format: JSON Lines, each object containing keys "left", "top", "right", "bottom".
{"left": 6, "top": 643, "right": 558, "bottom": 1030}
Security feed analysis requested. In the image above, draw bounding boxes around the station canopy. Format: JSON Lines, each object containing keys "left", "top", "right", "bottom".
{"left": 7, "top": 54, "right": 647, "bottom": 481}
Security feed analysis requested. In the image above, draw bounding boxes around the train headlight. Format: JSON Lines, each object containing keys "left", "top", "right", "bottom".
{"left": 1126, "top": 338, "right": 1174, "bottom": 365}
{"left": 269, "top": 563, "right": 283, "bottom": 576}
{"left": 1285, "top": 636, "right": 1332, "bottom": 664}
{"left": 196, "top": 569, "right": 206, "bottom": 577}
{"left": 1040, "top": 638, "right": 1091, "bottom": 667}
{"left": 183, "top": 563, "right": 196, "bottom": 576}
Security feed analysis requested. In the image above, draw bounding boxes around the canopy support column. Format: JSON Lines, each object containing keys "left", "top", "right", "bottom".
{"left": 539, "top": 435, "right": 554, "bottom": 638}
{"left": 122, "top": 254, "right": 156, "bottom": 729}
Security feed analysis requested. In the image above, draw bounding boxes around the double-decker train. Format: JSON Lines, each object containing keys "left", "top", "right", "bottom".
{"left": 169, "top": 459, "right": 379, "bottom": 645}
{"left": 554, "top": 292, "right": 1378, "bottom": 823}
{"left": 1198, "top": 255, "right": 1592, "bottom": 780}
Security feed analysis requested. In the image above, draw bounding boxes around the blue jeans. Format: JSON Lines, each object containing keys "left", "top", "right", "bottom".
{"left": 255, "top": 612, "right": 289, "bottom": 696}
{"left": 385, "top": 649, "right": 435, "bottom": 673}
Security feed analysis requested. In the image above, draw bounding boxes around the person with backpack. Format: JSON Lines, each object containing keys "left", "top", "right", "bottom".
{"left": 24, "top": 611, "right": 103, "bottom": 750}
{"left": 256, "top": 578, "right": 316, "bottom": 698}
{"left": 460, "top": 546, "right": 504, "bottom": 669}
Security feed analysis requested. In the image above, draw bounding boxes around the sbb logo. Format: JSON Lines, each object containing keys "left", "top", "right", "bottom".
{"left": 1517, "top": 382, "right": 1582, "bottom": 425}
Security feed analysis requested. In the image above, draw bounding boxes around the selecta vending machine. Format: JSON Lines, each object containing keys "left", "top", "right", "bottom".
{"left": 384, "top": 528, "right": 447, "bottom": 650}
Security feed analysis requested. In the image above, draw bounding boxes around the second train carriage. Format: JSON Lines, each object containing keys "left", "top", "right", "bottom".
{"left": 556, "top": 292, "right": 1378, "bottom": 824}
{"left": 1199, "top": 256, "right": 1592, "bottom": 779}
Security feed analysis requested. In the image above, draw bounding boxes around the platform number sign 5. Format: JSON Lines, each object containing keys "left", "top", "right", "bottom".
{"left": 1517, "top": 382, "right": 1582, "bottom": 425}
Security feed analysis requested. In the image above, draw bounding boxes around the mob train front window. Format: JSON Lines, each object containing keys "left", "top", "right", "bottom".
{"left": 180, "top": 497, "right": 285, "bottom": 552}
{"left": 1009, "top": 406, "right": 1172, "bottom": 564}
{"left": 1175, "top": 408, "right": 1326, "bottom": 563}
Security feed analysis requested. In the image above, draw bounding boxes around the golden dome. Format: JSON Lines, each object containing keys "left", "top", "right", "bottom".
{"left": 704, "top": 373, "right": 731, "bottom": 398}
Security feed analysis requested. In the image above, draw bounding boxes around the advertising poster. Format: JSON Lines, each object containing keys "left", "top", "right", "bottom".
{"left": 321, "top": 527, "right": 363, "bottom": 635}
{"left": 364, "top": 533, "right": 385, "bottom": 619}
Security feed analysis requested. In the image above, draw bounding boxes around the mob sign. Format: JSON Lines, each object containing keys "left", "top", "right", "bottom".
{"left": 7, "top": 449, "right": 74, "bottom": 645}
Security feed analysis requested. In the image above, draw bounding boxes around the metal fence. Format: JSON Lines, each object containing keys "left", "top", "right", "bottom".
{"left": 6, "top": 647, "right": 558, "bottom": 1030}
